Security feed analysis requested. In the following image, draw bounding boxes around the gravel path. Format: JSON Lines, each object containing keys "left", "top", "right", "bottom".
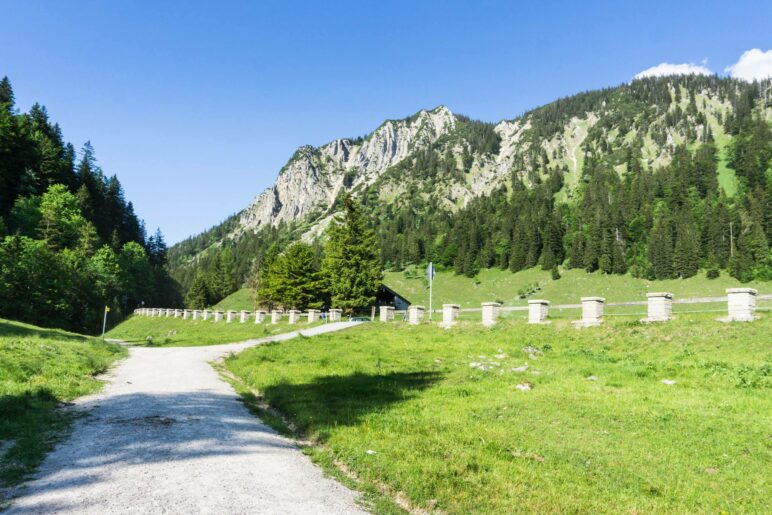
{"left": 7, "top": 322, "right": 367, "bottom": 514}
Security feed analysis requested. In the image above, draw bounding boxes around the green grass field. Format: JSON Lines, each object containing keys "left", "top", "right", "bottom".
{"left": 0, "top": 319, "right": 126, "bottom": 494}
{"left": 385, "top": 267, "right": 770, "bottom": 307}
{"left": 225, "top": 314, "right": 771, "bottom": 513}
{"left": 213, "top": 288, "right": 257, "bottom": 311}
{"left": 106, "top": 315, "right": 324, "bottom": 347}
{"left": 217, "top": 269, "right": 769, "bottom": 313}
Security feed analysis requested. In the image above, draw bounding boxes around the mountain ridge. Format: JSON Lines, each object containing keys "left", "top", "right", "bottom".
{"left": 168, "top": 74, "right": 772, "bottom": 291}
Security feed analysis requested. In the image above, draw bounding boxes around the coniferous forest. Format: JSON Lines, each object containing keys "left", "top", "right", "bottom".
{"left": 0, "top": 77, "right": 181, "bottom": 333}
{"left": 169, "top": 76, "right": 771, "bottom": 307}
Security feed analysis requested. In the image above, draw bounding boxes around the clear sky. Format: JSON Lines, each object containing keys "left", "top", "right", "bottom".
{"left": 2, "top": 0, "right": 771, "bottom": 243}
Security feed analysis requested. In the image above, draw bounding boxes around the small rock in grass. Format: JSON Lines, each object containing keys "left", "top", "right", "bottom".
{"left": 511, "top": 365, "right": 529, "bottom": 373}
{"left": 366, "top": 449, "right": 377, "bottom": 455}
{"left": 587, "top": 375, "right": 598, "bottom": 381}
{"left": 495, "top": 353, "right": 507, "bottom": 360}
{"left": 661, "top": 379, "right": 677, "bottom": 385}
{"left": 705, "top": 467, "right": 718, "bottom": 475}
{"left": 516, "top": 382, "right": 533, "bottom": 391}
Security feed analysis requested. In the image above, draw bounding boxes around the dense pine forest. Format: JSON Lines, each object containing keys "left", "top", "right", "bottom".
{"left": 0, "top": 77, "right": 181, "bottom": 333}
{"left": 168, "top": 75, "right": 771, "bottom": 308}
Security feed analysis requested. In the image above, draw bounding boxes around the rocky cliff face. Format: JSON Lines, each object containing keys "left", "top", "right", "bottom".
{"left": 168, "top": 75, "right": 770, "bottom": 273}
{"left": 238, "top": 106, "right": 456, "bottom": 231}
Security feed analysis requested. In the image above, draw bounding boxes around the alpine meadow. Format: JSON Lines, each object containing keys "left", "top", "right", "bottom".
{"left": 1, "top": 3, "right": 771, "bottom": 513}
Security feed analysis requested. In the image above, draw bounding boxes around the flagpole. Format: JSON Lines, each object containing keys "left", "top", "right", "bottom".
{"left": 102, "top": 306, "right": 109, "bottom": 338}
{"left": 429, "top": 262, "right": 433, "bottom": 321}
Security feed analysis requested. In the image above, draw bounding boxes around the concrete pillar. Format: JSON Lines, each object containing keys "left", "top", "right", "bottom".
{"left": 528, "top": 300, "right": 550, "bottom": 324}
{"left": 174, "top": 309, "right": 182, "bottom": 318}
{"left": 164, "top": 309, "right": 171, "bottom": 317}
{"left": 329, "top": 309, "right": 342, "bottom": 322}
{"left": 288, "top": 310, "right": 301, "bottom": 324}
{"left": 379, "top": 306, "right": 395, "bottom": 322}
{"left": 481, "top": 302, "right": 501, "bottom": 327}
{"left": 408, "top": 305, "right": 425, "bottom": 325}
{"left": 192, "top": 310, "right": 200, "bottom": 320}
{"left": 724, "top": 288, "right": 757, "bottom": 322}
{"left": 183, "top": 309, "right": 191, "bottom": 320}
{"left": 271, "top": 310, "right": 282, "bottom": 324}
{"left": 203, "top": 310, "right": 210, "bottom": 321}
{"left": 214, "top": 311, "right": 223, "bottom": 322}
{"left": 644, "top": 292, "right": 672, "bottom": 322}
{"left": 574, "top": 297, "right": 604, "bottom": 327}
{"left": 226, "top": 310, "right": 236, "bottom": 323}
{"left": 240, "top": 310, "right": 250, "bottom": 323}
{"left": 307, "top": 309, "right": 320, "bottom": 323}
{"left": 441, "top": 304, "right": 460, "bottom": 327}
{"left": 254, "top": 310, "right": 266, "bottom": 323}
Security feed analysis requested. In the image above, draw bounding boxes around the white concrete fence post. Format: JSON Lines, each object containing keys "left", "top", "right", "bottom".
{"left": 240, "top": 310, "right": 250, "bottom": 323}
{"left": 408, "top": 305, "right": 425, "bottom": 325}
{"left": 441, "top": 304, "right": 460, "bottom": 327}
{"left": 644, "top": 292, "right": 673, "bottom": 322}
{"left": 723, "top": 288, "right": 757, "bottom": 322}
{"left": 288, "top": 310, "right": 301, "bottom": 324}
{"left": 528, "top": 300, "right": 550, "bottom": 324}
{"left": 271, "top": 310, "right": 282, "bottom": 324}
{"left": 165, "top": 309, "right": 172, "bottom": 317}
{"left": 573, "top": 297, "right": 604, "bottom": 327}
{"left": 174, "top": 309, "right": 182, "bottom": 318}
{"left": 192, "top": 310, "right": 200, "bottom": 320}
{"left": 379, "top": 306, "right": 395, "bottom": 322}
{"left": 329, "top": 309, "right": 342, "bottom": 322}
{"left": 307, "top": 309, "right": 320, "bottom": 323}
{"left": 254, "top": 310, "right": 266, "bottom": 323}
{"left": 481, "top": 302, "right": 501, "bottom": 327}
{"left": 226, "top": 310, "right": 236, "bottom": 323}
{"left": 214, "top": 311, "right": 223, "bottom": 322}
{"left": 183, "top": 309, "right": 191, "bottom": 320}
{"left": 203, "top": 310, "right": 210, "bottom": 321}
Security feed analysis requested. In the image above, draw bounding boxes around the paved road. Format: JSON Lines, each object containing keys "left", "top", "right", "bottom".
{"left": 7, "top": 322, "right": 367, "bottom": 514}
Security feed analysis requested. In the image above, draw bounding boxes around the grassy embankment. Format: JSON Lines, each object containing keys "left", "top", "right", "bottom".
{"left": 218, "top": 268, "right": 770, "bottom": 320}
{"left": 0, "top": 319, "right": 126, "bottom": 496}
{"left": 105, "top": 315, "right": 324, "bottom": 347}
{"left": 225, "top": 314, "right": 771, "bottom": 513}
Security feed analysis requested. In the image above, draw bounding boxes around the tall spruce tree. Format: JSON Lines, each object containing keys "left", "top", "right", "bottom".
{"left": 322, "top": 194, "right": 382, "bottom": 312}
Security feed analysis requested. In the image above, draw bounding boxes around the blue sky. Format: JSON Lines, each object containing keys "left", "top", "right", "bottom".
{"left": 2, "top": 0, "right": 771, "bottom": 243}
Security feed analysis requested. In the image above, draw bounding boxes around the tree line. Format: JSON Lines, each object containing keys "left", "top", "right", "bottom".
{"left": 184, "top": 195, "right": 382, "bottom": 313}
{"left": 0, "top": 77, "right": 181, "bottom": 333}
{"left": 168, "top": 75, "right": 770, "bottom": 301}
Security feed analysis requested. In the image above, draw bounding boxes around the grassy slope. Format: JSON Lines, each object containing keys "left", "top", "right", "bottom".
{"left": 213, "top": 288, "right": 256, "bottom": 311}
{"left": 0, "top": 319, "right": 126, "bottom": 493}
{"left": 106, "top": 315, "right": 324, "bottom": 347}
{"left": 226, "top": 314, "right": 771, "bottom": 514}
{"left": 384, "top": 267, "right": 770, "bottom": 307}
{"left": 207, "top": 269, "right": 770, "bottom": 315}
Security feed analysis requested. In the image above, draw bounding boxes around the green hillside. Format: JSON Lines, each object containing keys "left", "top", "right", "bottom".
{"left": 217, "top": 268, "right": 769, "bottom": 313}
{"left": 0, "top": 319, "right": 126, "bottom": 493}
{"left": 213, "top": 288, "right": 257, "bottom": 311}
{"left": 385, "top": 266, "right": 771, "bottom": 306}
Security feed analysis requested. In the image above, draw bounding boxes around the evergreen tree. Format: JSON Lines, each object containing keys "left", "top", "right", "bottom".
{"left": 673, "top": 210, "right": 700, "bottom": 278}
{"left": 261, "top": 242, "right": 324, "bottom": 309}
{"left": 648, "top": 209, "right": 674, "bottom": 280}
{"left": 322, "top": 195, "right": 382, "bottom": 312}
{"left": 186, "top": 271, "right": 211, "bottom": 309}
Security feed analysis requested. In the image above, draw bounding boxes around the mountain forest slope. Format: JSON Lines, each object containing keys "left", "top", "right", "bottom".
{"left": 0, "top": 77, "right": 181, "bottom": 332}
{"left": 169, "top": 75, "right": 772, "bottom": 303}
